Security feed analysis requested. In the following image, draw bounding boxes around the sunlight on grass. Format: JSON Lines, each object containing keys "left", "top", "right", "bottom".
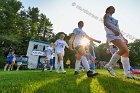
{"left": 76, "top": 75, "right": 87, "bottom": 85}
{"left": 0, "top": 69, "right": 140, "bottom": 93}
{"left": 23, "top": 78, "right": 60, "bottom": 93}
{"left": 90, "top": 78, "right": 105, "bottom": 93}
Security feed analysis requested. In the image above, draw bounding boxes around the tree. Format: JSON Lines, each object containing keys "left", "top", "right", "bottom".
{"left": 0, "top": 0, "right": 22, "bottom": 43}
{"left": 94, "top": 43, "right": 111, "bottom": 62}
{"left": 38, "top": 13, "right": 53, "bottom": 41}
{"left": 0, "top": 0, "right": 54, "bottom": 68}
{"left": 129, "top": 39, "right": 140, "bottom": 66}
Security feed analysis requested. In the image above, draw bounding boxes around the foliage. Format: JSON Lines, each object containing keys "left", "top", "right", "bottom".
{"left": 0, "top": 0, "right": 140, "bottom": 69}
{"left": 129, "top": 39, "right": 140, "bottom": 66}
{"left": 0, "top": 0, "right": 53, "bottom": 67}
{"left": 94, "top": 43, "right": 111, "bottom": 62}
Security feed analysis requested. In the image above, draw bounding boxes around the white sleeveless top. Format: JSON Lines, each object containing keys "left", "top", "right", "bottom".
{"left": 105, "top": 16, "right": 120, "bottom": 35}
{"left": 45, "top": 46, "right": 53, "bottom": 57}
{"left": 73, "top": 28, "right": 86, "bottom": 47}
{"left": 55, "top": 39, "right": 68, "bottom": 52}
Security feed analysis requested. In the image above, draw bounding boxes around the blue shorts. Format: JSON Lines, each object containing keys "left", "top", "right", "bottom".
{"left": 90, "top": 62, "right": 96, "bottom": 69}
{"left": 6, "top": 58, "right": 13, "bottom": 64}
{"left": 50, "top": 59, "right": 53, "bottom": 66}
{"left": 6, "top": 61, "right": 13, "bottom": 64}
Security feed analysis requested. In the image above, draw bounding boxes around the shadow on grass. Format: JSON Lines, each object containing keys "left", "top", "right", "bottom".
{"left": 97, "top": 75, "right": 140, "bottom": 93}
{"left": 0, "top": 70, "right": 60, "bottom": 93}
{"left": 34, "top": 73, "right": 92, "bottom": 93}
{"left": 2, "top": 70, "right": 140, "bottom": 93}
{"left": 0, "top": 70, "right": 92, "bottom": 93}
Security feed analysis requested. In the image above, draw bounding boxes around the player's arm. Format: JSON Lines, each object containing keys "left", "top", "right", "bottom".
{"left": 86, "top": 46, "right": 95, "bottom": 62}
{"left": 65, "top": 41, "right": 69, "bottom": 49}
{"left": 105, "top": 40, "right": 111, "bottom": 54}
{"left": 52, "top": 49, "right": 54, "bottom": 53}
{"left": 85, "top": 34, "right": 101, "bottom": 43}
{"left": 44, "top": 47, "right": 48, "bottom": 56}
{"left": 106, "top": 40, "right": 109, "bottom": 49}
{"left": 69, "top": 33, "right": 75, "bottom": 50}
{"left": 53, "top": 40, "right": 58, "bottom": 49}
{"left": 7, "top": 54, "right": 10, "bottom": 58}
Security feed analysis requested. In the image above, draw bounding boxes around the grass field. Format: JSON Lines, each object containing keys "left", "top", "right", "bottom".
{"left": 0, "top": 69, "right": 140, "bottom": 93}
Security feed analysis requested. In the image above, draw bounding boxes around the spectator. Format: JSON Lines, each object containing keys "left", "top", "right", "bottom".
{"left": 16, "top": 55, "right": 23, "bottom": 71}
{"left": 4, "top": 50, "right": 15, "bottom": 71}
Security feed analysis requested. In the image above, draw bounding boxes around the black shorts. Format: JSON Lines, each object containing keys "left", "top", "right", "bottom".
{"left": 74, "top": 45, "right": 84, "bottom": 55}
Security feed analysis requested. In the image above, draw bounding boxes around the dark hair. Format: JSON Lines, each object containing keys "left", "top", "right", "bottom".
{"left": 105, "top": 6, "right": 114, "bottom": 13}
{"left": 78, "top": 21, "right": 83, "bottom": 26}
{"left": 10, "top": 49, "right": 14, "bottom": 52}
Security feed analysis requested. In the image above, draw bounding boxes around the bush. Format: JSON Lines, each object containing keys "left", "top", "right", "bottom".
{"left": 0, "top": 55, "right": 6, "bottom": 68}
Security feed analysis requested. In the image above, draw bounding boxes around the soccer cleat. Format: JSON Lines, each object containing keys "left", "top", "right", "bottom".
{"left": 104, "top": 64, "right": 117, "bottom": 76}
{"left": 42, "top": 68, "right": 44, "bottom": 71}
{"left": 74, "top": 71, "right": 79, "bottom": 75}
{"left": 87, "top": 70, "right": 98, "bottom": 77}
{"left": 82, "top": 69, "right": 85, "bottom": 72}
{"left": 42, "top": 68, "right": 47, "bottom": 71}
{"left": 62, "top": 71, "right": 66, "bottom": 74}
{"left": 92, "top": 70, "right": 96, "bottom": 73}
{"left": 125, "top": 73, "right": 140, "bottom": 80}
{"left": 56, "top": 70, "right": 60, "bottom": 73}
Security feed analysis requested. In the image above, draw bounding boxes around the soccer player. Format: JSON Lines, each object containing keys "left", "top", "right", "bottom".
{"left": 16, "top": 55, "right": 23, "bottom": 71}
{"left": 106, "top": 39, "right": 139, "bottom": 79}
{"left": 69, "top": 21, "right": 101, "bottom": 77}
{"left": 55, "top": 34, "right": 69, "bottom": 73}
{"left": 103, "top": 6, "right": 139, "bottom": 79}
{"left": 88, "top": 41, "right": 97, "bottom": 73}
{"left": 4, "top": 50, "right": 16, "bottom": 71}
{"left": 43, "top": 43, "right": 54, "bottom": 71}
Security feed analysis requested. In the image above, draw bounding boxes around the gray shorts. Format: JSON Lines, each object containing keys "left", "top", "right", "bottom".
{"left": 106, "top": 34, "right": 124, "bottom": 42}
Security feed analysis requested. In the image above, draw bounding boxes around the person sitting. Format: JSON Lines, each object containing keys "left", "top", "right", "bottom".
{"left": 16, "top": 55, "right": 23, "bottom": 71}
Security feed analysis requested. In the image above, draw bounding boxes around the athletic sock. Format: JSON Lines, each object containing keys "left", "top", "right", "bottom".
{"left": 108, "top": 53, "right": 120, "bottom": 67}
{"left": 50, "top": 66, "right": 53, "bottom": 71}
{"left": 60, "top": 60, "right": 65, "bottom": 72}
{"left": 4, "top": 66, "right": 7, "bottom": 71}
{"left": 81, "top": 56, "right": 90, "bottom": 71}
{"left": 75, "top": 60, "right": 81, "bottom": 71}
{"left": 56, "top": 62, "right": 60, "bottom": 72}
{"left": 121, "top": 57, "right": 131, "bottom": 75}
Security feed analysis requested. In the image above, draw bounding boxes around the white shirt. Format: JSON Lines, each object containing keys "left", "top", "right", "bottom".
{"left": 73, "top": 28, "right": 86, "bottom": 47}
{"left": 55, "top": 39, "right": 69, "bottom": 52}
{"left": 45, "top": 46, "right": 53, "bottom": 57}
{"left": 105, "top": 16, "right": 120, "bottom": 35}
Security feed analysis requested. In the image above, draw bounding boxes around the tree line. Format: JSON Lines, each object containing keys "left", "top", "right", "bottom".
{"left": 0, "top": 0, "right": 139, "bottom": 68}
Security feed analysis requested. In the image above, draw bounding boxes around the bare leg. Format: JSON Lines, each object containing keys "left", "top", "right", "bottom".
{"left": 4, "top": 64, "right": 8, "bottom": 71}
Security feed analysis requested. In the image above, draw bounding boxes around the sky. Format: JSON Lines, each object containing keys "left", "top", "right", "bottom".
{"left": 19, "top": 0, "right": 140, "bottom": 43}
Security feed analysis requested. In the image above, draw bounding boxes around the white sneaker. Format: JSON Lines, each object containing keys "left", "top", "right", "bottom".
{"left": 125, "top": 73, "right": 140, "bottom": 80}
{"left": 56, "top": 70, "right": 59, "bottom": 73}
{"left": 92, "top": 70, "right": 96, "bottom": 73}
{"left": 104, "top": 64, "right": 117, "bottom": 76}
{"left": 82, "top": 69, "right": 85, "bottom": 72}
{"left": 62, "top": 70, "right": 66, "bottom": 73}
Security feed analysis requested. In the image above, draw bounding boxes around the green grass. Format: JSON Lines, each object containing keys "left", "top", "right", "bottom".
{"left": 0, "top": 69, "right": 140, "bottom": 93}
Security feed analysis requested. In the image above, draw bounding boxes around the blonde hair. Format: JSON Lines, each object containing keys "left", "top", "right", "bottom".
{"left": 60, "top": 34, "right": 65, "bottom": 38}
